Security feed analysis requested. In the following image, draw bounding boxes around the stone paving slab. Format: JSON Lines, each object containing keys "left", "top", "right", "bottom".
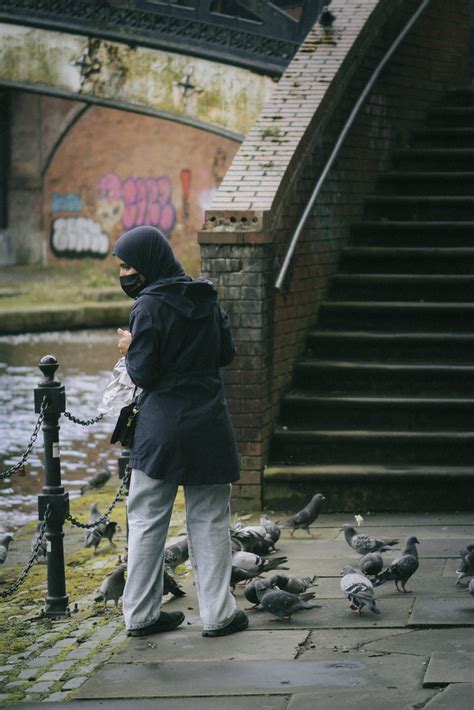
{"left": 75, "top": 653, "right": 424, "bottom": 699}
{"left": 274, "top": 513, "right": 474, "bottom": 529}
{"left": 331, "top": 526, "right": 474, "bottom": 541}
{"left": 281, "top": 556, "right": 445, "bottom": 578}
{"left": 7, "top": 696, "right": 289, "bottom": 710}
{"left": 296, "top": 628, "right": 410, "bottom": 655}
{"left": 424, "top": 683, "right": 474, "bottom": 709}
{"left": 286, "top": 688, "right": 436, "bottom": 710}
{"left": 313, "top": 575, "right": 457, "bottom": 598}
{"left": 442, "top": 557, "right": 468, "bottom": 578}
{"left": 423, "top": 651, "right": 474, "bottom": 686}
{"left": 111, "top": 630, "right": 308, "bottom": 663}
{"left": 363, "top": 627, "right": 474, "bottom": 656}
{"left": 408, "top": 596, "right": 474, "bottom": 626}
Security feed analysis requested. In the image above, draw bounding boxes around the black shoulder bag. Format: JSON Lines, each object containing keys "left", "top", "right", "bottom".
{"left": 110, "top": 391, "right": 139, "bottom": 448}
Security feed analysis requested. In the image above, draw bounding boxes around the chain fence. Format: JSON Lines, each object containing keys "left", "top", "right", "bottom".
{"left": 0, "top": 505, "right": 52, "bottom": 599}
{"left": 66, "top": 468, "right": 130, "bottom": 530}
{"left": 0, "top": 396, "right": 48, "bottom": 481}
{"left": 64, "top": 411, "right": 104, "bottom": 426}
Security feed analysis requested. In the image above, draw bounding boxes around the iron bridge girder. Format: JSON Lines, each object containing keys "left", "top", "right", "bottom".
{"left": 0, "top": 0, "right": 326, "bottom": 76}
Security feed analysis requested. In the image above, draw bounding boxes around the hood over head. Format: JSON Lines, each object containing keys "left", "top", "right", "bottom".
{"left": 113, "top": 225, "right": 216, "bottom": 318}
{"left": 113, "top": 226, "right": 187, "bottom": 285}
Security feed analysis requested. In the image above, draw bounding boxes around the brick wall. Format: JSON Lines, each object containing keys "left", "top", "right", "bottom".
{"left": 198, "top": 0, "right": 470, "bottom": 510}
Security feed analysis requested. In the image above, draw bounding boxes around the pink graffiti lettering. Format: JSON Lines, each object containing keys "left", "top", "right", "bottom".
{"left": 97, "top": 173, "right": 176, "bottom": 235}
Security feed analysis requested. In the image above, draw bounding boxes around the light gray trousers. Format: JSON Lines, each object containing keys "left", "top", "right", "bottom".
{"left": 123, "top": 469, "right": 236, "bottom": 631}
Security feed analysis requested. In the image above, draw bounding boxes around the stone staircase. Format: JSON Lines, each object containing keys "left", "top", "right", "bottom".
{"left": 265, "top": 88, "right": 474, "bottom": 512}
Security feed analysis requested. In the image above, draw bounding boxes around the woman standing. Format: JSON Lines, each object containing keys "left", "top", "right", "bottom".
{"left": 113, "top": 225, "right": 248, "bottom": 638}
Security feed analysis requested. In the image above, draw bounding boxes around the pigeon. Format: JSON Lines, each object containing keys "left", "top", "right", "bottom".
{"left": 94, "top": 563, "right": 127, "bottom": 609}
{"left": 341, "top": 525, "right": 399, "bottom": 554}
{"left": 359, "top": 552, "right": 384, "bottom": 580}
{"left": 280, "top": 493, "right": 325, "bottom": 536}
{"left": 102, "top": 521, "right": 119, "bottom": 546}
{"left": 31, "top": 523, "right": 47, "bottom": 563}
{"left": 260, "top": 515, "right": 281, "bottom": 544}
{"left": 254, "top": 579, "right": 321, "bottom": 621}
{"left": 81, "top": 467, "right": 112, "bottom": 495}
{"left": 340, "top": 566, "right": 380, "bottom": 614}
{"left": 163, "top": 569, "right": 186, "bottom": 598}
{"left": 455, "top": 545, "right": 474, "bottom": 585}
{"left": 85, "top": 521, "right": 107, "bottom": 553}
{"left": 231, "top": 526, "right": 275, "bottom": 555}
{"left": 373, "top": 537, "right": 420, "bottom": 593}
{"left": 0, "top": 533, "right": 14, "bottom": 565}
{"left": 231, "top": 551, "right": 288, "bottom": 576}
{"left": 164, "top": 536, "right": 189, "bottom": 570}
{"left": 243, "top": 576, "right": 272, "bottom": 609}
{"left": 269, "top": 574, "right": 317, "bottom": 595}
{"left": 468, "top": 578, "right": 474, "bottom": 597}
{"left": 319, "top": 4, "right": 336, "bottom": 28}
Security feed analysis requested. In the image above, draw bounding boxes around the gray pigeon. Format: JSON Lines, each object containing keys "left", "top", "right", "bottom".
{"left": 243, "top": 576, "right": 272, "bottom": 609}
{"left": 95, "top": 564, "right": 127, "bottom": 608}
{"left": 254, "top": 579, "right": 321, "bottom": 620}
{"left": 373, "top": 537, "right": 420, "bottom": 593}
{"left": 85, "top": 521, "right": 107, "bottom": 553}
{"left": 342, "top": 525, "right": 399, "bottom": 554}
{"left": 231, "top": 526, "right": 275, "bottom": 555}
{"left": 269, "top": 574, "right": 317, "bottom": 595}
{"left": 280, "top": 493, "right": 325, "bottom": 536}
{"left": 231, "top": 551, "right": 288, "bottom": 576}
{"left": 468, "top": 578, "right": 474, "bottom": 597}
{"left": 0, "top": 533, "right": 13, "bottom": 565}
{"left": 260, "top": 515, "right": 281, "bottom": 544}
{"left": 81, "top": 467, "right": 112, "bottom": 495}
{"left": 340, "top": 566, "right": 380, "bottom": 614}
{"left": 455, "top": 545, "right": 474, "bottom": 585}
{"left": 359, "top": 552, "right": 384, "bottom": 580}
{"left": 31, "top": 523, "right": 47, "bottom": 564}
{"left": 103, "top": 521, "right": 119, "bottom": 546}
{"left": 163, "top": 569, "right": 186, "bottom": 598}
{"left": 164, "top": 536, "right": 189, "bottom": 569}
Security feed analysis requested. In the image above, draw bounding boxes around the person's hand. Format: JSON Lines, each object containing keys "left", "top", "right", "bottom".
{"left": 117, "top": 328, "right": 132, "bottom": 356}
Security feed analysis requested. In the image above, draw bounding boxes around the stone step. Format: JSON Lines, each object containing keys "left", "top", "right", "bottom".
{"left": 270, "top": 428, "right": 474, "bottom": 465}
{"left": 426, "top": 106, "right": 474, "bottom": 127}
{"left": 328, "top": 273, "right": 474, "bottom": 302}
{"left": 317, "top": 301, "right": 474, "bottom": 331}
{"left": 292, "top": 359, "right": 474, "bottom": 395}
{"left": 263, "top": 464, "right": 474, "bottom": 512}
{"left": 410, "top": 127, "right": 474, "bottom": 148}
{"left": 340, "top": 246, "right": 474, "bottom": 273}
{"left": 377, "top": 172, "right": 474, "bottom": 195}
{"left": 306, "top": 330, "right": 474, "bottom": 362}
{"left": 364, "top": 195, "right": 474, "bottom": 220}
{"left": 393, "top": 148, "right": 474, "bottom": 170}
{"left": 280, "top": 393, "right": 474, "bottom": 430}
{"left": 351, "top": 221, "right": 474, "bottom": 247}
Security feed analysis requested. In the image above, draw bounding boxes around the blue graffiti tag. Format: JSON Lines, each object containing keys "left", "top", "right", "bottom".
{"left": 52, "top": 192, "right": 83, "bottom": 212}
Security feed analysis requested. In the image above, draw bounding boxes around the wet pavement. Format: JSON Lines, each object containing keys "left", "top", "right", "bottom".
{"left": 1, "top": 510, "right": 473, "bottom": 709}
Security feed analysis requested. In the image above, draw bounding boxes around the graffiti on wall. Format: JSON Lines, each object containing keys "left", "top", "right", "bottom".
{"left": 49, "top": 173, "right": 177, "bottom": 259}
{"left": 97, "top": 173, "right": 176, "bottom": 235}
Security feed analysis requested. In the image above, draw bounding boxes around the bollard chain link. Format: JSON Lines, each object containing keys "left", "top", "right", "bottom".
{"left": 0, "top": 396, "right": 48, "bottom": 480}
{"left": 0, "top": 505, "right": 52, "bottom": 599}
{"left": 64, "top": 411, "right": 104, "bottom": 426}
{"left": 66, "top": 469, "right": 130, "bottom": 529}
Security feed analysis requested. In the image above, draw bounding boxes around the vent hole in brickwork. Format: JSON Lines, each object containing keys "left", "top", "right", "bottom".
{"left": 241, "top": 217, "right": 248, "bottom": 223}
{"left": 252, "top": 217, "right": 258, "bottom": 223}
{"left": 230, "top": 216, "right": 236, "bottom": 223}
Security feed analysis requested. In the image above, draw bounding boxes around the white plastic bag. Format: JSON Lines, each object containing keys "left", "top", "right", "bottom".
{"left": 97, "top": 357, "right": 141, "bottom": 416}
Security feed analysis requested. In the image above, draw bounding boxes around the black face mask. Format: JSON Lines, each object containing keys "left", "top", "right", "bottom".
{"left": 120, "top": 273, "right": 144, "bottom": 299}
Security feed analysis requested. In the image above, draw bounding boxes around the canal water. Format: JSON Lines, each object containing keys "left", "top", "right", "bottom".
{"left": 0, "top": 329, "right": 121, "bottom": 532}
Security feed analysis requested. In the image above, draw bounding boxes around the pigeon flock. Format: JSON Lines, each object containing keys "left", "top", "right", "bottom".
{"left": 1, "top": 491, "right": 473, "bottom": 626}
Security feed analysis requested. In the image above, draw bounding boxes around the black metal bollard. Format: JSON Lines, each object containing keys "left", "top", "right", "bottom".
{"left": 34, "top": 355, "right": 69, "bottom": 617}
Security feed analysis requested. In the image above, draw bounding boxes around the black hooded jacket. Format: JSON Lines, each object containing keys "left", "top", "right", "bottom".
{"left": 113, "top": 226, "right": 240, "bottom": 484}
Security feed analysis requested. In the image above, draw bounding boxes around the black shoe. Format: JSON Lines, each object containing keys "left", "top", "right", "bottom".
{"left": 202, "top": 610, "right": 249, "bottom": 638}
{"left": 127, "top": 611, "right": 185, "bottom": 637}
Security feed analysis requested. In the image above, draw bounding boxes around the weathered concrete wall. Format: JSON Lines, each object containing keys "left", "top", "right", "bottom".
{"left": 0, "top": 24, "right": 275, "bottom": 138}
{"left": 199, "top": 0, "right": 470, "bottom": 510}
{"left": 0, "top": 23, "right": 276, "bottom": 265}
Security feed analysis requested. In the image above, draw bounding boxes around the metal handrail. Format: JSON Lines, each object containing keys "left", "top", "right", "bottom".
{"left": 275, "top": 0, "right": 432, "bottom": 291}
